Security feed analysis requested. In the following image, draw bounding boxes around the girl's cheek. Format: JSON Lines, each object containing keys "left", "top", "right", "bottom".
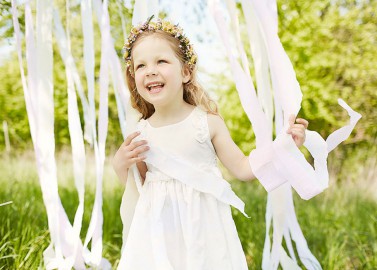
{"left": 135, "top": 73, "right": 143, "bottom": 84}
{"left": 135, "top": 70, "right": 145, "bottom": 80}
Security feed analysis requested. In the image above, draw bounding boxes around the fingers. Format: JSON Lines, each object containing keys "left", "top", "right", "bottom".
{"left": 128, "top": 139, "right": 148, "bottom": 151}
{"left": 113, "top": 132, "right": 149, "bottom": 171}
{"left": 122, "top": 132, "right": 149, "bottom": 154}
{"left": 287, "top": 124, "right": 305, "bottom": 134}
{"left": 288, "top": 123, "right": 306, "bottom": 130}
{"left": 122, "top": 143, "right": 149, "bottom": 167}
{"left": 130, "top": 155, "right": 147, "bottom": 163}
{"left": 288, "top": 127, "right": 305, "bottom": 137}
{"left": 288, "top": 115, "right": 309, "bottom": 128}
{"left": 287, "top": 115, "right": 309, "bottom": 134}
{"left": 296, "top": 118, "right": 309, "bottom": 129}
{"left": 286, "top": 115, "right": 308, "bottom": 147}
{"left": 123, "top": 131, "right": 141, "bottom": 146}
{"left": 130, "top": 144, "right": 150, "bottom": 157}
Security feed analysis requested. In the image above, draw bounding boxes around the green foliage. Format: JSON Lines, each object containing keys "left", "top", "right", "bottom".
{"left": 0, "top": 60, "right": 32, "bottom": 150}
{"left": 277, "top": 0, "right": 376, "bottom": 142}
{"left": 281, "top": 0, "right": 377, "bottom": 180}
{"left": 218, "top": 81, "right": 256, "bottom": 154}
{"left": 0, "top": 0, "right": 18, "bottom": 40}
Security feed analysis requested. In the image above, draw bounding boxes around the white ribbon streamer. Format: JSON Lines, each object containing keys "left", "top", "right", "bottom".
{"left": 12, "top": 1, "right": 88, "bottom": 269}
{"left": 209, "top": 0, "right": 361, "bottom": 269}
{"left": 53, "top": 9, "right": 87, "bottom": 270}
{"left": 116, "top": 0, "right": 128, "bottom": 41}
{"left": 239, "top": 0, "right": 274, "bottom": 129}
{"left": 14, "top": 0, "right": 117, "bottom": 268}
{"left": 80, "top": 1, "right": 110, "bottom": 268}
{"left": 239, "top": 1, "right": 319, "bottom": 269}
{"left": 132, "top": 0, "right": 159, "bottom": 25}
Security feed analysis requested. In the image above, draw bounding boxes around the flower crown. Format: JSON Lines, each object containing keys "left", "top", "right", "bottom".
{"left": 122, "top": 16, "right": 197, "bottom": 75}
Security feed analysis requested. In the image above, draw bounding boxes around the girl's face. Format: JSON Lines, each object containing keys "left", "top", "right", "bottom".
{"left": 132, "top": 35, "right": 191, "bottom": 108}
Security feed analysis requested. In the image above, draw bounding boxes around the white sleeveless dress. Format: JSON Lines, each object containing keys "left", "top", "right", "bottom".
{"left": 118, "top": 107, "right": 248, "bottom": 270}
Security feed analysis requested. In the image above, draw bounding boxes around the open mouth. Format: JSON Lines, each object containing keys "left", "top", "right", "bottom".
{"left": 146, "top": 82, "right": 164, "bottom": 94}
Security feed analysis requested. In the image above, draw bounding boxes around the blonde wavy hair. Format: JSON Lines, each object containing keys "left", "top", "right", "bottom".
{"left": 125, "top": 30, "right": 218, "bottom": 119}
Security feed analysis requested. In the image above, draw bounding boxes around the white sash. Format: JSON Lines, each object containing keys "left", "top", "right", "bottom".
{"left": 145, "top": 145, "right": 248, "bottom": 217}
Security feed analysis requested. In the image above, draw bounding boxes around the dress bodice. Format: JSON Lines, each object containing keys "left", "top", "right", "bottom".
{"left": 136, "top": 107, "right": 221, "bottom": 178}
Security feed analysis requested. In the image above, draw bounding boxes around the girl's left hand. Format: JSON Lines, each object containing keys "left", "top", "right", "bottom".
{"left": 286, "top": 114, "right": 309, "bottom": 147}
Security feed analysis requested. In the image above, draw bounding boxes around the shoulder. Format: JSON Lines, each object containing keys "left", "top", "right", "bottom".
{"left": 194, "top": 107, "right": 228, "bottom": 139}
{"left": 207, "top": 112, "right": 227, "bottom": 140}
{"left": 207, "top": 112, "right": 224, "bottom": 125}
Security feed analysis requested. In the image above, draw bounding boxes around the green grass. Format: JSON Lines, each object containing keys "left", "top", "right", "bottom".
{"left": 0, "top": 152, "right": 376, "bottom": 269}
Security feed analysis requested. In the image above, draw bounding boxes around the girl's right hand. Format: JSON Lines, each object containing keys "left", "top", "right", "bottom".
{"left": 112, "top": 131, "right": 149, "bottom": 178}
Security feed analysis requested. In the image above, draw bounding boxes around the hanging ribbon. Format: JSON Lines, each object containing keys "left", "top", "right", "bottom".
{"left": 209, "top": 0, "right": 361, "bottom": 269}
{"left": 14, "top": 0, "right": 116, "bottom": 268}
{"left": 132, "top": 0, "right": 159, "bottom": 25}
{"left": 12, "top": 0, "right": 87, "bottom": 269}
{"left": 79, "top": 0, "right": 110, "bottom": 268}
{"left": 238, "top": 1, "right": 319, "bottom": 268}
{"left": 53, "top": 8, "right": 87, "bottom": 270}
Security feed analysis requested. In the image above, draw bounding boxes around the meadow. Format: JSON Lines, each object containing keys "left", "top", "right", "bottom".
{"left": 0, "top": 151, "right": 376, "bottom": 269}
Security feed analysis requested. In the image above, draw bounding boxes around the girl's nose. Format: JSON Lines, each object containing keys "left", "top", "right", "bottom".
{"left": 146, "top": 65, "right": 158, "bottom": 76}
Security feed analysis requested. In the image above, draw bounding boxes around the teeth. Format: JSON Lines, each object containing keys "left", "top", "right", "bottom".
{"left": 149, "top": 83, "right": 162, "bottom": 87}
{"left": 147, "top": 83, "right": 163, "bottom": 90}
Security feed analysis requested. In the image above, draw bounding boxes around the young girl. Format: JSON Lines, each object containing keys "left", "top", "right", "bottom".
{"left": 113, "top": 17, "right": 308, "bottom": 270}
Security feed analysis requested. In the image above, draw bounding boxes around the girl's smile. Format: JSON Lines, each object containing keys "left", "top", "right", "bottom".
{"left": 145, "top": 81, "right": 165, "bottom": 94}
{"left": 132, "top": 36, "right": 190, "bottom": 108}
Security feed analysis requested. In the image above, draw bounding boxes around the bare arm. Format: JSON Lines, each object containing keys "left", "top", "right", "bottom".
{"left": 208, "top": 114, "right": 255, "bottom": 181}
{"left": 208, "top": 114, "right": 309, "bottom": 182}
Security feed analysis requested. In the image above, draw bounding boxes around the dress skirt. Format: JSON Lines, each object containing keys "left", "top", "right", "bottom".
{"left": 118, "top": 172, "right": 249, "bottom": 270}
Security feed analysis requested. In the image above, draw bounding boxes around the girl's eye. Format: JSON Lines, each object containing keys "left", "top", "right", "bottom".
{"left": 135, "top": 64, "right": 144, "bottom": 70}
{"left": 158, "top": 59, "right": 167, "bottom": 64}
